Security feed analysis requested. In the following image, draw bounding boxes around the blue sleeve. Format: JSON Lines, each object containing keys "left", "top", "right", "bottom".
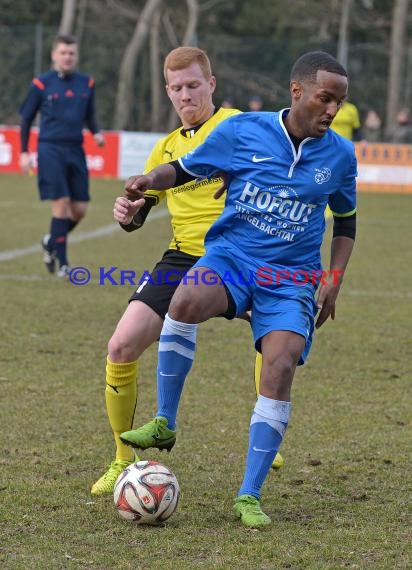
{"left": 329, "top": 152, "right": 357, "bottom": 216}
{"left": 19, "top": 82, "right": 42, "bottom": 125}
{"left": 84, "top": 80, "right": 99, "bottom": 134}
{"left": 178, "top": 118, "right": 236, "bottom": 178}
{"left": 20, "top": 118, "right": 31, "bottom": 152}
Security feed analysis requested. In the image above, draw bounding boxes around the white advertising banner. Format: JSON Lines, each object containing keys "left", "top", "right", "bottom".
{"left": 119, "top": 131, "right": 165, "bottom": 180}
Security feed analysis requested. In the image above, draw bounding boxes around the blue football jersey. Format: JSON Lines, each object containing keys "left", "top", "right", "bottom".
{"left": 178, "top": 110, "right": 357, "bottom": 272}
{"left": 19, "top": 70, "right": 99, "bottom": 145}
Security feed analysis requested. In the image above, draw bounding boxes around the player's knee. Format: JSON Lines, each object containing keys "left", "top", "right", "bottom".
{"left": 69, "top": 202, "right": 88, "bottom": 221}
{"left": 168, "top": 302, "right": 197, "bottom": 322}
{"left": 71, "top": 209, "right": 87, "bottom": 222}
{"left": 168, "top": 290, "right": 200, "bottom": 322}
{"left": 261, "top": 353, "right": 296, "bottom": 394}
{"left": 272, "top": 353, "right": 296, "bottom": 375}
{"left": 108, "top": 334, "right": 136, "bottom": 362}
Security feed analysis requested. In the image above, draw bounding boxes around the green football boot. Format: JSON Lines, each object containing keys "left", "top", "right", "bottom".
{"left": 234, "top": 494, "right": 271, "bottom": 528}
{"left": 91, "top": 459, "right": 134, "bottom": 496}
{"left": 120, "top": 416, "right": 176, "bottom": 452}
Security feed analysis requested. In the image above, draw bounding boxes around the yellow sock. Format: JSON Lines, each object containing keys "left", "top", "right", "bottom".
{"left": 105, "top": 356, "right": 138, "bottom": 462}
{"left": 254, "top": 351, "right": 285, "bottom": 469}
{"left": 254, "top": 352, "right": 262, "bottom": 396}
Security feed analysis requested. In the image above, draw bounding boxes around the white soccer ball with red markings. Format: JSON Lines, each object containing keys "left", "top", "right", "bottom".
{"left": 113, "top": 460, "right": 180, "bottom": 525}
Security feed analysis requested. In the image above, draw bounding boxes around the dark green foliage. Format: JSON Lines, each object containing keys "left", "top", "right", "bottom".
{"left": 0, "top": 0, "right": 61, "bottom": 25}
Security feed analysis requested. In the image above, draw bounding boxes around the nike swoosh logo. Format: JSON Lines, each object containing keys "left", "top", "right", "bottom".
{"left": 159, "top": 372, "right": 178, "bottom": 377}
{"left": 252, "top": 155, "right": 274, "bottom": 163}
{"left": 252, "top": 446, "right": 270, "bottom": 453}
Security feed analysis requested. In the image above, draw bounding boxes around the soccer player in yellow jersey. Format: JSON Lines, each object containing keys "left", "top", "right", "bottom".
{"left": 330, "top": 100, "right": 362, "bottom": 141}
{"left": 91, "top": 47, "right": 282, "bottom": 496}
{"left": 328, "top": 101, "right": 362, "bottom": 224}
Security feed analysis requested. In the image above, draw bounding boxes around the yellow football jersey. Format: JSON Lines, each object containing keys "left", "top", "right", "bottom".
{"left": 330, "top": 101, "right": 361, "bottom": 140}
{"left": 143, "top": 107, "right": 240, "bottom": 257}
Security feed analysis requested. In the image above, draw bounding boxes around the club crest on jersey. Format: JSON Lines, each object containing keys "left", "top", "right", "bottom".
{"left": 314, "top": 167, "right": 331, "bottom": 184}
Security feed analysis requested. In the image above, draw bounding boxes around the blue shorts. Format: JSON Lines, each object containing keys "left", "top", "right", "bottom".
{"left": 193, "top": 241, "right": 318, "bottom": 365}
{"left": 37, "top": 142, "right": 89, "bottom": 201}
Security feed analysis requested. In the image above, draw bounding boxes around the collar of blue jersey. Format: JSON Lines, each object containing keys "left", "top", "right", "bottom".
{"left": 279, "top": 108, "right": 305, "bottom": 149}
{"left": 54, "top": 69, "right": 74, "bottom": 80}
{"left": 278, "top": 107, "right": 316, "bottom": 151}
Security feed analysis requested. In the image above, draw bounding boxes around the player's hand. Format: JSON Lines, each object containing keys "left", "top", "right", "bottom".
{"left": 123, "top": 174, "right": 153, "bottom": 200}
{"left": 19, "top": 152, "right": 32, "bottom": 174}
{"left": 214, "top": 171, "right": 229, "bottom": 199}
{"left": 94, "top": 132, "right": 105, "bottom": 147}
{"left": 315, "top": 271, "right": 344, "bottom": 329}
{"left": 113, "top": 196, "right": 145, "bottom": 225}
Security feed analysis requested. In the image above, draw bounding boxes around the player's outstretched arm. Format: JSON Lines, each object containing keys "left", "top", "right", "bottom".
{"left": 124, "top": 164, "right": 177, "bottom": 199}
{"left": 315, "top": 235, "right": 355, "bottom": 329}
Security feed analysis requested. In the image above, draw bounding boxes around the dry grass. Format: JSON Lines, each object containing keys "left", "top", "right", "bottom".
{"left": 0, "top": 174, "right": 411, "bottom": 569}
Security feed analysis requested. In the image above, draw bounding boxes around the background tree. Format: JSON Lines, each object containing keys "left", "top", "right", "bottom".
{"left": 0, "top": 0, "right": 410, "bottom": 139}
{"left": 385, "top": 0, "right": 410, "bottom": 140}
{"left": 58, "top": 0, "right": 77, "bottom": 35}
{"left": 166, "top": 0, "right": 200, "bottom": 132}
{"left": 337, "top": 0, "right": 352, "bottom": 68}
{"left": 113, "top": 0, "right": 162, "bottom": 130}
{"left": 149, "top": 8, "right": 163, "bottom": 132}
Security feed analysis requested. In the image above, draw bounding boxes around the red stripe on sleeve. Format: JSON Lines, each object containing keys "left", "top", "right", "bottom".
{"left": 32, "top": 78, "right": 45, "bottom": 90}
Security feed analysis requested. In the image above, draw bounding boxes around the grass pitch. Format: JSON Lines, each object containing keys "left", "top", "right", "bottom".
{"left": 0, "top": 173, "right": 411, "bottom": 569}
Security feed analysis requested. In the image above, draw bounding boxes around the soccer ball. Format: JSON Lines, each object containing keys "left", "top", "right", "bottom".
{"left": 113, "top": 460, "right": 180, "bottom": 525}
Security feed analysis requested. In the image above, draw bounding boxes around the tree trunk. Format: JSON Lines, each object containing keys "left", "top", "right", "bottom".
{"left": 74, "top": 0, "right": 88, "bottom": 51}
{"left": 114, "top": 0, "right": 163, "bottom": 130}
{"left": 167, "top": 0, "right": 199, "bottom": 131}
{"left": 59, "top": 0, "right": 77, "bottom": 35}
{"left": 150, "top": 9, "right": 163, "bottom": 132}
{"left": 182, "top": 0, "right": 199, "bottom": 46}
{"left": 337, "top": 0, "right": 352, "bottom": 69}
{"left": 385, "top": 0, "right": 410, "bottom": 140}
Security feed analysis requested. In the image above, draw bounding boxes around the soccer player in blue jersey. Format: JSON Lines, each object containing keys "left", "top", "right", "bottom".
{"left": 120, "top": 51, "right": 357, "bottom": 528}
{"left": 19, "top": 34, "right": 104, "bottom": 279}
{"left": 90, "top": 47, "right": 283, "bottom": 498}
